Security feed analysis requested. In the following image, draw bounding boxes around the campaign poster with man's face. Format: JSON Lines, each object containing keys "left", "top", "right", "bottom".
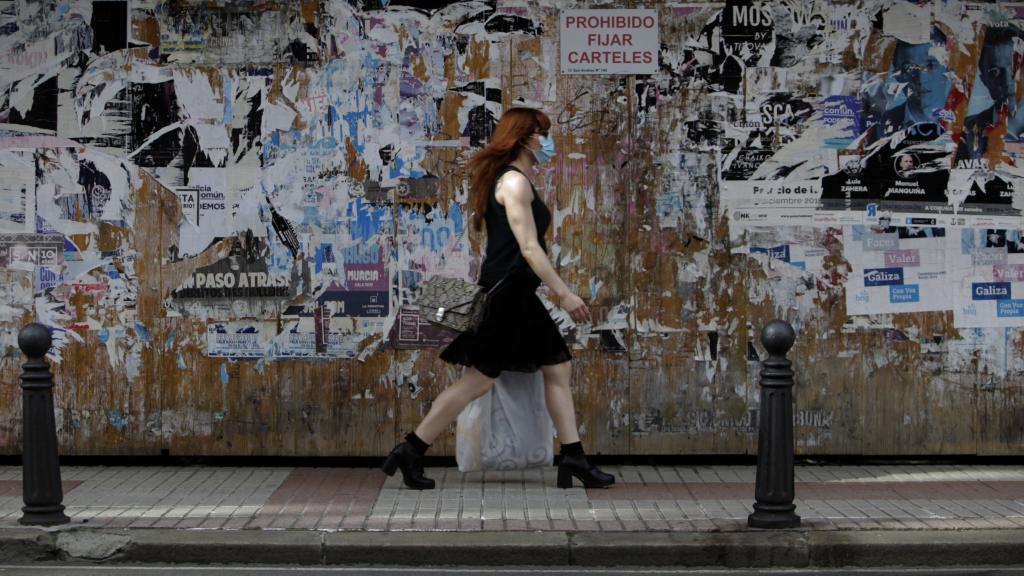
{"left": 862, "top": 32, "right": 953, "bottom": 142}
{"left": 957, "top": 26, "right": 1024, "bottom": 164}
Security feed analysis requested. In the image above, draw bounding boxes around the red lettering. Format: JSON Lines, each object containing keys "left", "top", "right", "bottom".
{"left": 586, "top": 33, "right": 635, "bottom": 47}
{"left": 564, "top": 14, "right": 656, "bottom": 29}
{"left": 567, "top": 51, "right": 658, "bottom": 66}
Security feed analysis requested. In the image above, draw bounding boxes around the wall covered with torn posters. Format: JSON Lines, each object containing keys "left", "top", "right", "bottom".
{"left": 1, "top": 0, "right": 1023, "bottom": 456}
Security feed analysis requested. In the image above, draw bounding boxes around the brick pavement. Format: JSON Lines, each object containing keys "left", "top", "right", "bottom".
{"left": 1, "top": 464, "right": 1023, "bottom": 532}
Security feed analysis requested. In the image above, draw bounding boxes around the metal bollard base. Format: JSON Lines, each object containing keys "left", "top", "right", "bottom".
{"left": 748, "top": 504, "right": 801, "bottom": 529}
{"left": 20, "top": 504, "right": 69, "bottom": 527}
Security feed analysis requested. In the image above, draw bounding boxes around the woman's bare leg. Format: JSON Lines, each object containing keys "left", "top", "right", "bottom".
{"left": 414, "top": 367, "right": 496, "bottom": 444}
{"left": 540, "top": 361, "right": 581, "bottom": 444}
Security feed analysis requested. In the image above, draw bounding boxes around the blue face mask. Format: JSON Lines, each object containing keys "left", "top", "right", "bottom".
{"left": 532, "top": 134, "right": 555, "bottom": 165}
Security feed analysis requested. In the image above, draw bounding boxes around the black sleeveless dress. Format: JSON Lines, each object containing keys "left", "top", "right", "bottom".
{"left": 439, "top": 166, "right": 572, "bottom": 378}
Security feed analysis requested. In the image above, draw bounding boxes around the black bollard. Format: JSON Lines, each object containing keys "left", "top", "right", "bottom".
{"left": 17, "top": 323, "right": 69, "bottom": 526}
{"left": 748, "top": 319, "right": 800, "bottom": 529}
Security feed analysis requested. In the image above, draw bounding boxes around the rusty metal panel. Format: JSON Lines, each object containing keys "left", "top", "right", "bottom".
{"left": 0, "top": 0, "right": 1023, "bottom": 458}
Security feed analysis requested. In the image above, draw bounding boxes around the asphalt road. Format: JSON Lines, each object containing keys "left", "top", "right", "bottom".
{"left": 0, "top": 566, "right": 1023, "bottom": 575}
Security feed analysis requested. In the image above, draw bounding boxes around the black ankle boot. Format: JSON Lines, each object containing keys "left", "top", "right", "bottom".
{"left": 381, "top": 442, "right": 435, "bottom": 490}
{"left": 557, "top": 452, "right": 615, "bottom": 489}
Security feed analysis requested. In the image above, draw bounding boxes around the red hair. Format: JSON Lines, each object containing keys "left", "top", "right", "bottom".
{"left": 468, "top": 107, "right": 551, "bottom": 231}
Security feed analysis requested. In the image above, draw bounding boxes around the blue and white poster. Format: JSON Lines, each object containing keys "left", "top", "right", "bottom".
{"left": 953, "top": 229, "right": 1024, "bottom": 328}
{"left": 844, "top": 225, "right": 952, "bottom": 315}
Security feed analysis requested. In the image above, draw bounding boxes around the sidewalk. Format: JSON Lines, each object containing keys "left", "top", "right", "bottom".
{"left": 2, "top": 463, "right": 1024, "bottom": 567}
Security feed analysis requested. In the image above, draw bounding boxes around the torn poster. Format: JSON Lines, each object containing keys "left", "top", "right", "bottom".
{"left": 722, "top": 179, "right": 822, "bottom": 227}
{"left": 816, "top": 122, "right": 1020, "bottom": 228}
{"left": 748, "top": 242, "right": 825, "bottom": 273}
{"left": 168, "top": 232, "right": 295, "bottom": 319}
{"left": 821, "top": 96, "right": 862, "bottom": 148}
{"left": 0, "top": 151, "right": 35, "bottom": 232}
{"left": 315, "top": 243, "right": 389, "bottom": 318}
{"left": 267, "top": 319, "right": 361, "bottom": 359}
{"left": 173, "top": 167, "right": 230, "bottom": 250}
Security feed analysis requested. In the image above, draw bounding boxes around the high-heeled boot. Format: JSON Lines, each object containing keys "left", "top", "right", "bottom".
{"left": 381, "top": 435, "right": 435, "bottom": 490}
{"left": 556, "top": 442, "right": 615, "bottom": 489}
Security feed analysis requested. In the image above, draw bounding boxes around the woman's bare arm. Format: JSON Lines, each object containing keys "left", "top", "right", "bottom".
{"left": 496, "top": 172, "right": 591, "bottom": 322}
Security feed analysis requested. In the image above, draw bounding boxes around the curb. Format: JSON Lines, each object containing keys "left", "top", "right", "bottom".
{"left": 118, "top": 530, "right": 322, "bottom": 565}
{"left": 1, "top": 527, "right": 1022, "bottom": 567}
{"left": 808, "top": 530, "right": 1024, "bottom": 567}
{"left": 325, "top": 531, "right": 568, "bottom": 565}
{"left": 0, "top": 529, "right": 58, "bottom": 563}
{"left": 569, "top": 531, "right": 810, "bottom": 567}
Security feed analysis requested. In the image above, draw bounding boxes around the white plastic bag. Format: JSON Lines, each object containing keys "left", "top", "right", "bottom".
{"left": 455, "top": 370, "right": 554, "bottom": 472}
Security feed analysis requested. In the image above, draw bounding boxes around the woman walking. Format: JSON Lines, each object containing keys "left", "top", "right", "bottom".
{"left": 381, "top": 107, "right": 615, "bottom": 491}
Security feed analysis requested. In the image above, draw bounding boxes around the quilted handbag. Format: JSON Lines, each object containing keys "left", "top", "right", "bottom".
{"left": 417, "top": 276, "right": 488, "bottom": 333}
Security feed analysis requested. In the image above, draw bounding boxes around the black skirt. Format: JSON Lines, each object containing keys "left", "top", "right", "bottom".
{"left": 439, "top": 271, "right": 572, "bottom": 378}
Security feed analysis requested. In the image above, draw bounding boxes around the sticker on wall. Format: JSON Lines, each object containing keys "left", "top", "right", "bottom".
{"left": 0, "top": 234, "right": 64, "bottom": 270}
{"left": 207, "top": 322, "right": 268, "bottom": 358}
